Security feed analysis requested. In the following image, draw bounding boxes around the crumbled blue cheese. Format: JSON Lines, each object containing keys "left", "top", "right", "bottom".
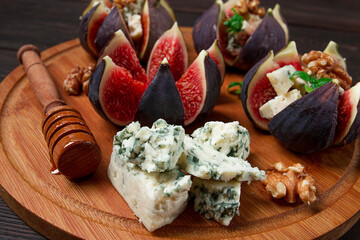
{"left": 118, "top": 0, "right": 144, "bottom": 21}
{"left": 266, "top": 65, "right": 296, "bottom": 95}
{"left": 113, "top": 119, "right": 185, "bottom": 173}
{"left": 117, "top": 0, "right": 144, "bottom": 41}
{"left": 179, "top": 136, "right": 265, "bottom": 182}
{"left": 191, "top": 121, "right": 250, "bottom": 159}
{"left": 128, "top": 14, "right": 143, "bottom": 41}
{"left": 191, "top": 177, "right": 241, "bottom": 226}
{"left": 108, "top": 150, "right": 192, "bottom": 232}
{"left": 259, "top": 89, "right": 302, "bottom": 119}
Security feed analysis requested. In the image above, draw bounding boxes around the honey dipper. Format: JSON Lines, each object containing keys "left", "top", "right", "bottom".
{"left": 17, "top": 44, "right": 101, "bottom": 180}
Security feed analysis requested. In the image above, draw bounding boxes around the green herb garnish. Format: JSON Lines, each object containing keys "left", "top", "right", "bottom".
{"left": 224, "top": 8, "right": 244, "bottom": 33}
{"left": 290, "top": 71, "right": 331, "bottom": 93}
{"left": 227, "top": 81, "right": 243, "bottom": 95}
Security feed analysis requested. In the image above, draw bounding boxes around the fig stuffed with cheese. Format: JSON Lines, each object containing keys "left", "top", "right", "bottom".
{"left": 193, "top": 0, "right": 288, "bottom": 71}
{"left": 240, "top": 41, "right": 357, "bottom": 153}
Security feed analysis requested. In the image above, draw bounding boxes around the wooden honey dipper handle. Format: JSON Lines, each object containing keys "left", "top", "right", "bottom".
{"left": 17, "top": 44, "right": 65, "bottom": 114}
{"left": 17, "top": 44, "right": 101, "bottom": 180}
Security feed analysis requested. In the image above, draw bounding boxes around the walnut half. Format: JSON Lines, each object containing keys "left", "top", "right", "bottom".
{"left": 262, "top": 162, "right": 317, "bottom": 205}
{"left": 302, "top": 50, "right": 352, "bottom": 91}
{"left": 63, "top": 63, "right": 95, "bottom": 96}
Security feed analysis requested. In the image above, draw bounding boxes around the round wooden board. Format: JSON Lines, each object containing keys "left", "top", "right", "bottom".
{"left": 1, "top": 27, "right": 360, "bottom": 239}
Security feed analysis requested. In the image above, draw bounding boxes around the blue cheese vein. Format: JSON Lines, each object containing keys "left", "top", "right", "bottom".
{"left": 191, "top": 177, "right": 241, "bottom": 226}
{"left": 191, "top": 121, "right": 250, "bottom": 159}
{"left": 179, "top": 136, "right": 265, "bottom": 182}
{"left": 113, "top": 119, "right": 185, "bottom": 173}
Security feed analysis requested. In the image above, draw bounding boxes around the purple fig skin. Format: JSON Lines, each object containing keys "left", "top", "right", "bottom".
{"left": 192, "top": 2, "right": 220, "bottom": 53}
{"left": 196, "top": 54, "right": 222, "bottom": 122}
{"left": 134, "top": 61, "right": 184, "bottom": 127}
{"left": 140, "top": 0, "right": 175, "bottom": 62}
{"left": 268, "top": 82, "right": 339, "bottom": 153}
{"left": 341, "top": 103, "right": 360, "bottom": 146}
{"left": 95, "top": 7, "right": 134, "bottom": 54}
{"left": 79, "top": 4, "right": 99, "bottom": 56}
{"left": 235, "top": 11, "right": 286, "bottom": 70}
{"left": 88, "top": 59, "right": 107, "bottom": 120}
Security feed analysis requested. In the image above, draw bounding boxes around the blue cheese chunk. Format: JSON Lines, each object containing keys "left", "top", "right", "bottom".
{"left": 108, "top": 149, "right": 192, "bottom": 232}
{"left": 191, "top": 177, "right": 241, "bottom": 226}
{"left": 191, "top": 121, "right": 250, "bottom": 159}
{"left": 266, "top": 65, "right": 296, "bottom": 96}
{"left": 179, "top": 136, "right": 265, "bottom": 182}
{"left": 259, "top": 89, "right": 302, "bottom": 119}
{"left": 113, "top": 119, "right": 185, "bottom": 172}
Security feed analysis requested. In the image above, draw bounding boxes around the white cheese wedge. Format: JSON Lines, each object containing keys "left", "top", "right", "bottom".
{"left": 259, "top": 89, "right": 302, "bottom": 119}
{"left": 179, "top": 136, "right": 265, "bottom": 182}
{"left": 108, "top": 148, "right": 192, "bottom": 232}
{"left": 266, "top": 65, "right": 297, "bottom": 95}
{"left": 191, "top": 177, "right": 241, "bottom": 226}
{"left": 191, "top": 121, "right": 250, "bottom": 159}
{"left": 113, "top": 119, "right": 185, "bottom": 173}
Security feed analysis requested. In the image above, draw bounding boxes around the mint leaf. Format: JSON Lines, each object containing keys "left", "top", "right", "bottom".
{"left": 224, "top": 9, "right": 244, "bottom": 33}
{"left": 317, "top": 78, "right": 332, "bottom": 87}
{"left": 290, "top": 71, "right": 311, "bottom": 83}
{"left": 305, "top": 85, "right": 315, "bottom": 93}
{"left": 291, "top": 71, "right": 332, "bottom": 93}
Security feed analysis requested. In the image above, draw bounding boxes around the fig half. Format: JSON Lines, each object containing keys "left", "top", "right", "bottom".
{"left": 79, "top": 2, "right": 109, "bottom": 57}
{"left": 193, "top": 0, "right": 288, "bottom": 71}
{"left": 207, "top": 40, "right": 226, "bottom": 84}
{"left": 99, "top": 29, "right": 149, "bottom": 84}
{"left": 192, "top": 0, "right": 223, "bottom": 53}
{"left": 176, "top": 50, "right": 221, "bottom": 126}
{"left": 88, "top": 56, "right": 147, "bottom": 126}
{"left": 135, "top": 58, "right": 184, "bottom": 126}
{"left": 139, "top": 0, "right": 176, "bottom": 62}
{"left": 333, "top": 82, "right": 360, "bottom": 145}
{"left": 241, "top": 41, "right": 301, "bottom": 131}
{"left": 147, "top": 22, "right": 188, "bottom": 82}
{"left": 95, "top": 6, "right": 134, "bottom": 54}
{"left": 268, "top": 81, "right": 339, "bottom": 153}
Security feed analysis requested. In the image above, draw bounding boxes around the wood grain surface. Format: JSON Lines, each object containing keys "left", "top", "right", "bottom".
{"left": 0, "top": 0, "right": 360, "bottom": 239}
{"left": 0, "top": 27, "right": 360, "bottom": 239}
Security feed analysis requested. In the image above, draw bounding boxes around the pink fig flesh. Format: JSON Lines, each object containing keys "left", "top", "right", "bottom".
{"left": 89, "top": 56, "right": 147, "bottom": 126}
{"left": 99, "top": 29, "right": 149, "bottom": 84}
{"left": 176, "top": 50, "right": 221, "bottom": 126}
{"left": 333, "top": 82, "right": 360, "bottom": 145}
{"left": 79, "top": 2, "right": 109, "bottom": 57}
{"left": 146, "top": 22, "right": 188, "bottom": 82}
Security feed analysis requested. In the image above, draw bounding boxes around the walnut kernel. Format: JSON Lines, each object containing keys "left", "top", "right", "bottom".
{"left": 262, "top": 162, "right": 317, "bottom": 204}
{"left": 232, "top": 0, "right": 265, "bottom": 18}
{"left": 64, "top": 64, "right": 95, "bottom": 96}
{"left": 302, "top": 50, "right": 352, "bottom": 90}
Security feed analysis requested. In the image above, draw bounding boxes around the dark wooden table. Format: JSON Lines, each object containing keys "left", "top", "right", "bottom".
{"left": 0, "top": 0, "right": 359, "bottom": 239}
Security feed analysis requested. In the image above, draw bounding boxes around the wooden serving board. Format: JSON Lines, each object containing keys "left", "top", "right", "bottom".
{"left": 1, "top": 27, "right": 360, "bottom": 239}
